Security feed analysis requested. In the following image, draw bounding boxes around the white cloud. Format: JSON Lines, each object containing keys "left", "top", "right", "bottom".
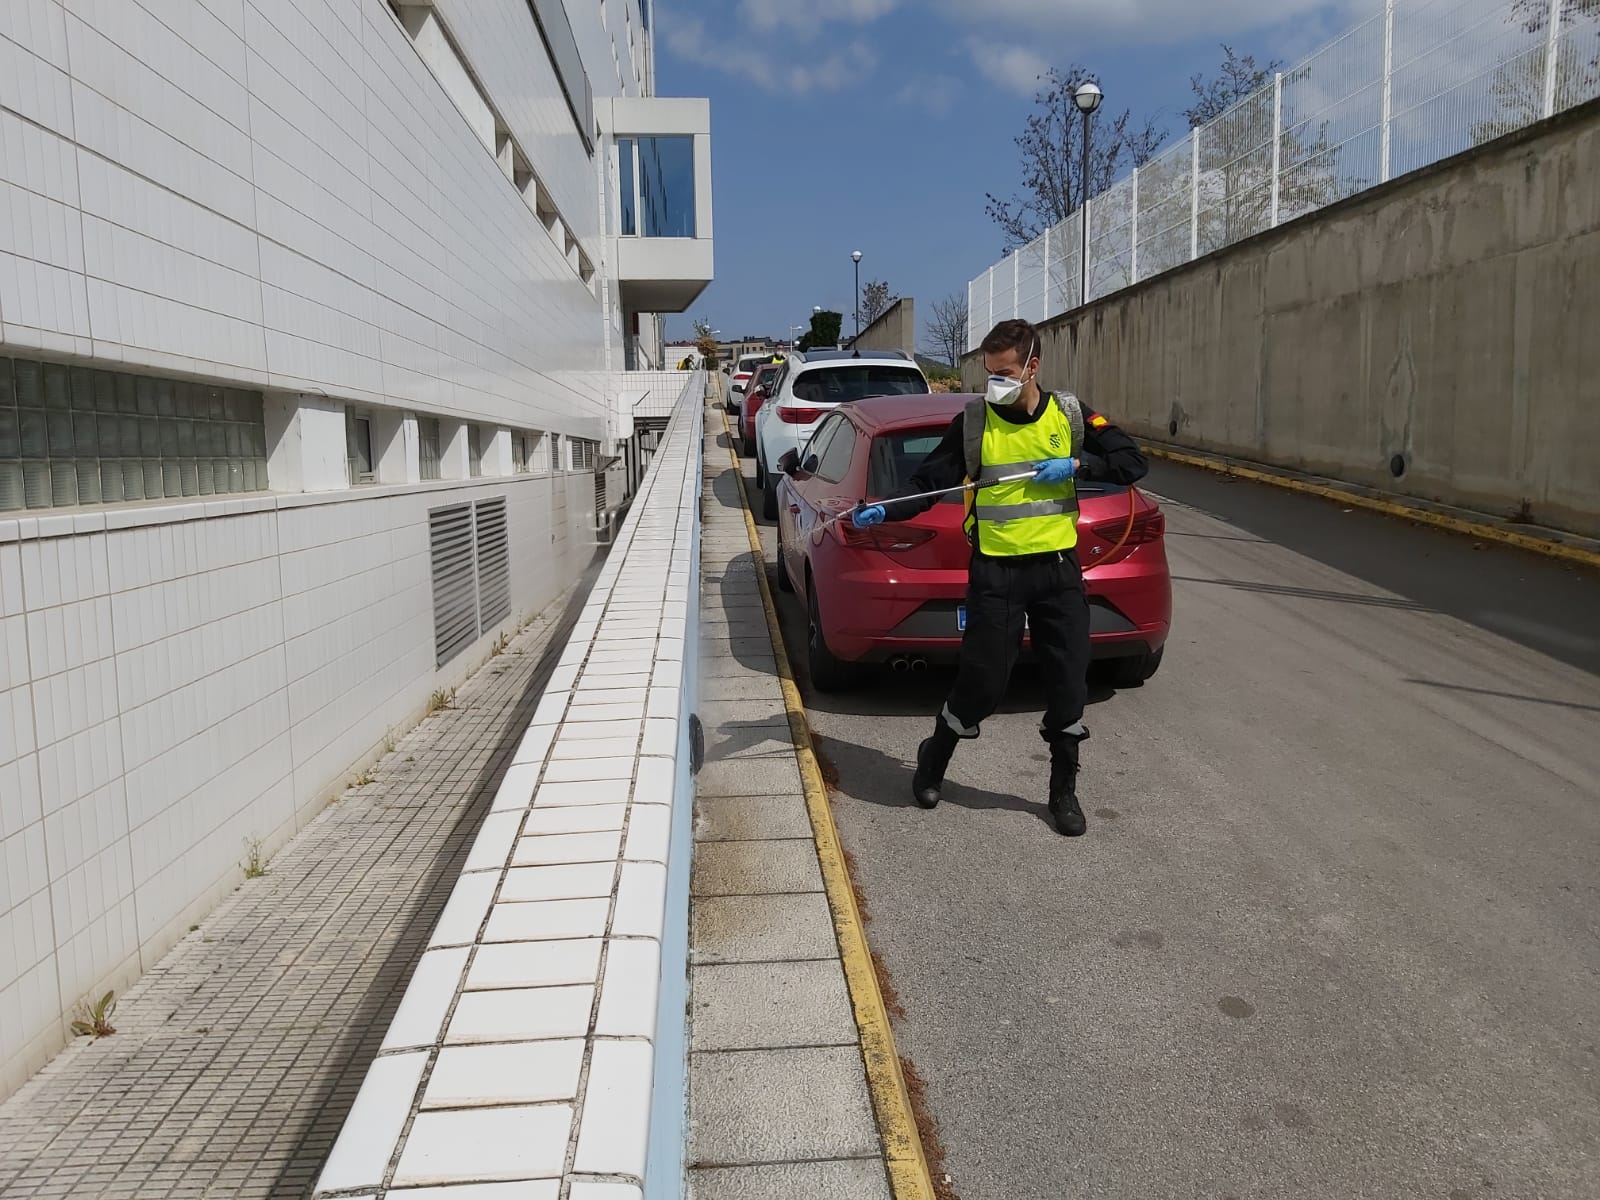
{"left": 896, "top": 75, "right": 964, "bottom": 115}
{"left": 970, "top": 43, "right": 1053, "bottom": 96}
{"left": 740, "top": 0, "right": 900, "bottom": 34}
{"left": 943, "top": 0, "right": 1359, "bottom": 50}
{"left": 659, "top": 5, "right": 881, "bottom": 94}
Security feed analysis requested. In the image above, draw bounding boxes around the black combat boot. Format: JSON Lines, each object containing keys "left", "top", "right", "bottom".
{"left": 1047, "top": 733, "right": 1087, "bottom": 837}
{"left": 912, "top": 723, "right": 960, "bottom": 810}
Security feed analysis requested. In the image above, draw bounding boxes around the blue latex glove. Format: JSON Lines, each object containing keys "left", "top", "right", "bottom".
{"left": 1033, "top": 458, "right": 1077, "bottom": 485}
{"left": 850, "top": 504, "right": 887, "bottom": 529}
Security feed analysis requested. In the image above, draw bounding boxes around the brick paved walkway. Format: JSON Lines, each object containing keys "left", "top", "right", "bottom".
{"left": 0, "top": 564, "right": 599, "bottom": 1200}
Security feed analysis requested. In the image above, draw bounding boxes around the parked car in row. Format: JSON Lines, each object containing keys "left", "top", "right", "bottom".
{"left": 724, "top": 353, "right": 777, "bottom": 414}
{"left": 738, "top": 362, "right": 783, "bottom": 458}
{"left": 771, "top": 392, "right": 1171, "bottom": 692}
{"left": 753, "top": 349, "right": 927, "bottom": 520}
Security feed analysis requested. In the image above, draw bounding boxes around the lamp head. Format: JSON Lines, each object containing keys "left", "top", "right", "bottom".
{"left": 1073, "top": 82, "right": 1104, "bottom": 114}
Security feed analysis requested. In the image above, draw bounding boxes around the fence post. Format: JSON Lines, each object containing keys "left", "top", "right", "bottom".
{"left": 1380, "top": 0, "right": 1395, "bottom": 182}
{"left": 1189, "top": 129, "right": 1200, "bottom": 261}
{"left": 1270, "top": 72, "right": 1283, "bottom": 226}
{"left": 1042, "top": 224, "right": 1052, "bottom": 319}
{"left": 1542, "top": 0, "right": 1563, "bottom": 118}
{"left": 1012, "top": 249, "right": 1021, "bottom": 322}
{"left": 1130, "top": 169, "right": 1140, "bottom": 284}
{"left": 1080, "top": 199, "right": 1092, "bottom": 306}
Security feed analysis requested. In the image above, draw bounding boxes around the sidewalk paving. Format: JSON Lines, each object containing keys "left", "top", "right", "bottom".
{"left": 686, "top": 400, "right": 894, "bottom": 1199}
{"left": 0, "top": 571, "right": 594, "bottom": 1200}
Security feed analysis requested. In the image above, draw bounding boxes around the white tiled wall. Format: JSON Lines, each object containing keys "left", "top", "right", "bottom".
{"left": 0, "top": 470, "right": 596, "bottom": 1096}
{"left": 0, "top": 0, "right": 684, "bottom": 1096}
{"left": 0, "top": 0, "right": 651, "bottom": 440}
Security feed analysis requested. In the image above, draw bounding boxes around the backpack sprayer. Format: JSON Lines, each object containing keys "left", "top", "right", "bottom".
{"left": 816, "top": 470, "right": 1142, "bottom": 570}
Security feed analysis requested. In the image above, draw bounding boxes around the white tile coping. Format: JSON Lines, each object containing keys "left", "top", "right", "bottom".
{"left": 312, "top": 390, "right": 705, "bottom": 1199}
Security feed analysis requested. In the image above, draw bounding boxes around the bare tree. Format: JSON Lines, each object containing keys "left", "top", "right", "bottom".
{"left": 1186, "top": 46, "right": 1343, "bottom": 252}
{"left": 1475, "top": 1, "right": 1600, "bottom": 144}
{"left": 860, "top": 280, "right": 895, "bottom": 327}
{"left": 986, "top": 65, "right": 1166, "bottom": 251}
{"left": 924, "top": 292, "right": 969, "bottom": 367}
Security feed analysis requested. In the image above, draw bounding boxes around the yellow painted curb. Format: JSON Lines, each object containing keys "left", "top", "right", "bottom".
{"left": 715, "top": 408, "right": 937, "bottom": 1200}
{"left": 1145, "top": 444, "right": 1600, "bottom": 571}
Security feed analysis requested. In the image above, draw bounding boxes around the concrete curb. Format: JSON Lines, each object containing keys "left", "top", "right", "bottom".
{"left": 716, "top": 411, "right": 937, "bottom": 1200}
{"left": 1143, "top": 442, "right": 1600, "bottom": 571}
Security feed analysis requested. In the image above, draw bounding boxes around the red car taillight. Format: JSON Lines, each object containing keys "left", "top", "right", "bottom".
{"left": 835, "top": 522, "right": 938, "bottom": 552}
{"left": 776, "top": 406, "right": 825, "bottom": 425}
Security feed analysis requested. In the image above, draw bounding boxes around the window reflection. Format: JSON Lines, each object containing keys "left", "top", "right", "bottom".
{"left": 618, "top": 137, "right": 637, "bottom": 236}
{"left": 620, "top": 136, "right": 695, "bottom": 238}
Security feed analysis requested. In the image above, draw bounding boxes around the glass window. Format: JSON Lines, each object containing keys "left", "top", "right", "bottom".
{"left": 618, "top": 138, "right": 636, "bottom": 236}
{"left": 347, "top": 410, "right": 374, "bottom": 485}
{"left": 512, "top": 434, "right": 528, "bottom": 474}
{"left": 800, "top": 416, "right": 843, "bottom": 474}
{"left": 419, "top": 417, "right": 442, "bottom": 481}
{"left": 468, "top": 425, "right": 482, "bottom": 478}
{"left": 636, "top": 136, "right": 695, "bottom": 238}
{"left": 869, "top": 427, "right": 960, "bottom": 502}
{"left": 0, "top": 356, "right": 268, "bottom": 513}
{"left": 815, "top": 418, "right": 858, "bottom": 484}
{"left": 792, "top": 366, "right": 925, "bottom": 405}
{"left": 550, "top": 433, "right": 562, "bottom": 472}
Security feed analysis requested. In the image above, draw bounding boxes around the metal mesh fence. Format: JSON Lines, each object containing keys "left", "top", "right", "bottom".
{"left": 966, "top": 0, "right": 1600, "bottom": 350}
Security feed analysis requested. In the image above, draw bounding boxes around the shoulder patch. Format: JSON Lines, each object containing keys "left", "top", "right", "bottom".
{"left": 1089, "top": 414, "right": 1109, "bottom": 428}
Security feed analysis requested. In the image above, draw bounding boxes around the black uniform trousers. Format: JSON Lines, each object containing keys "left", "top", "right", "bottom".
{"left": 941, "top": 548, "right": 1090, "bottom": 742}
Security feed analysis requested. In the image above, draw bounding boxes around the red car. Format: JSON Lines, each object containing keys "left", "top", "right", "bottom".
{"left": 739, "top": 362, "right": 783, "bottom": 457}
{"left": 773, "top": 393, "right": 1171, "bottom": 691}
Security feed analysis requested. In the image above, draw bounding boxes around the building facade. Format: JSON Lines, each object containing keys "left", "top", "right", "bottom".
{"left": 0, "top": 0, "right": 711, "bottom": 1095}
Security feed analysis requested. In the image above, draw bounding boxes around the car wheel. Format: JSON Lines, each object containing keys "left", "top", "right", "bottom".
{"left": 806, "top": 578, "right": 854, "bottom": 692}
{"left": 754, "top": 456, "right": 765, "bottom": 489}
{"left": 775, "top": 541, "right": 795, "bottom": 593}
{"left": 1103, "top": 647, "right": 1164, "bottom": 689}
{"left": 762, "top": 470, "right": 778, "bottom": 521}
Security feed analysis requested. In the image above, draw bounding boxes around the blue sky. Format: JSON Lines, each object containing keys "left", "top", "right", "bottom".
{"left": 656, "top": 0, "right": 1365, "bottom": 350}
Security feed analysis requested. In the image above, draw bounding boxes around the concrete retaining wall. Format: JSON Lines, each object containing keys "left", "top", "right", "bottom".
{"left": 853, "top": 298, "right": 916, "bottom": 361}
{"left": 964, "top": 99, "right": 1600, "bottom": 537}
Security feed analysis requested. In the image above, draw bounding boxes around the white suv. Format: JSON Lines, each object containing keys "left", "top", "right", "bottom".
{"left": 725, "top": 353, "right": 776, "bottom": 414}
{"left": 754, "top": 350, "right": 928, "bottom": 519}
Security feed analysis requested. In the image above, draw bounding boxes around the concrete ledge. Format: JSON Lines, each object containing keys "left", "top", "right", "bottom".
{"left": 311, "top": 385, "right": 705, "bottom": 1199}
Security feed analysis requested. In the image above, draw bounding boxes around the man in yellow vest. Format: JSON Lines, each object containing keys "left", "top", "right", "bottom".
{"left": 849, "top": 318, "right": 1148, "bottom": 836}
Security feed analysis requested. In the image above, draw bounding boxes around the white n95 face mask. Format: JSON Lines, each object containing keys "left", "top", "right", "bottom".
{"left": 986, "top": 375, "right": 1022, "bottom": 406}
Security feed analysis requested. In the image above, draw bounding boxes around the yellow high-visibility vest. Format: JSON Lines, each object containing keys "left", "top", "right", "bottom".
{"left": 963, "top": 395, "right": 1079, "bottom": 556}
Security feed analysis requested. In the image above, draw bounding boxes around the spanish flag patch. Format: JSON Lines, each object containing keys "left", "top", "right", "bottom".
{"left": 1090, "top": 414, "right": 1109, "bottom": 429}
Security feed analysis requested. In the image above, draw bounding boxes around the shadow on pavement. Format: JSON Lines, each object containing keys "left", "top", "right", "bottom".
{"left": 268, "top": 554, "right": 605, "bottom": 1199}
{"left": 816, "top": 729, "right": 1058, "bottom": 829}
{"left": 1148, "top": 459, "right": 1600, "bottom": 678}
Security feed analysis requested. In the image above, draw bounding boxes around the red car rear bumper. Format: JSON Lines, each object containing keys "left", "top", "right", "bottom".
{"left": 811, "top": 546, "right": 1172, "bottom": 664}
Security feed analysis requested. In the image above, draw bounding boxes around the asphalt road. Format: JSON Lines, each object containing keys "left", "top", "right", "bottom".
{"left": 738, "top": 444, "right": 1600, "bottom": 1200}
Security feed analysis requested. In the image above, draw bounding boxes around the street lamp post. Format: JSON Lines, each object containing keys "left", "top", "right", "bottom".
{"left": 1073, "top": 82, "right": 1103, "bottom": 309}
{"left": 851, "top": 250, "right": 863, "bottom": 339}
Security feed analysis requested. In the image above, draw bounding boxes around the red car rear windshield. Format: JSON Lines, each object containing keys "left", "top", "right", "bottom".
{"left": 792, "top": 366, "right": 924, "bottom": 405}
{"left": 868, "top": 428, "right": 962, "bottom": 503}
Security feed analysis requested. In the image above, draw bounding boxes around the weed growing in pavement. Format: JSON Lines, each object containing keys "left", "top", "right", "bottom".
{"left": 70, "top": 991, "right": 117, "bottom": 1039}
{"left": 241, "top": 837, "right": 268, "bottom": 879}
{"left": 383, "top": 730, "right": 397, "bottom": 755}
{"left": 491, "top": 632, "right": 511, "bottom": 658}
{"left": 352, "top": 769, "right": 376, "bottom": 787}
{"left": 426, "top": 688, "right": 456, "bottom": 717}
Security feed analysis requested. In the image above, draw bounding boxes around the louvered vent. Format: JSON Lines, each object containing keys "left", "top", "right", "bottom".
{"left": 430, "top": 503, "right": 478, "bottom": 668}
{"left": 475, "top": 497, "right": 510, "bottom": 630}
